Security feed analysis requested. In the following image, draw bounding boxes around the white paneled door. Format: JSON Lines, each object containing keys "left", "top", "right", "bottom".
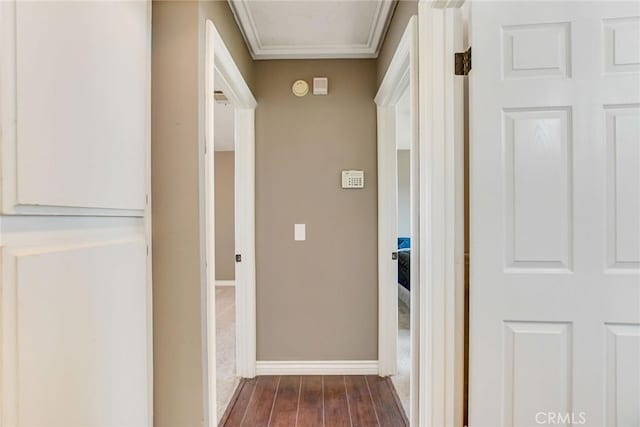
{"left": 470, "top": 2, "right": 640, "bottom": 427}
{"left": 0, "top": 1, "right": 151, "bottom": 426}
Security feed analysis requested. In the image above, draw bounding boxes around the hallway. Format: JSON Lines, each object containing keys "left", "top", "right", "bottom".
{"left": 219, "top": 375, "right": 407, "bottom": 427}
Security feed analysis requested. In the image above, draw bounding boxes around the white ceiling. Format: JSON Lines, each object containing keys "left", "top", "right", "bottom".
{"left": 228, "top": 0, "right": 397, "bottom": 59}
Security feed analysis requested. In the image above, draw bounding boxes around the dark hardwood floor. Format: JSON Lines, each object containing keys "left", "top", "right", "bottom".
{"left": 219, "top": 375, "right": 408, "bottom": 427}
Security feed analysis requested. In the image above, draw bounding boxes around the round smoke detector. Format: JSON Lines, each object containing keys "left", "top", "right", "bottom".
{"left": 292, "top": 79, "right": 309, "bottom": 97}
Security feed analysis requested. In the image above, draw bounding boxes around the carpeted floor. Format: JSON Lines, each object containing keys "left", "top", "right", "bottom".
{"left": 392, "top": 297, "right": 411, "bottom": 416}
{"left": 216, "top": 286, "right": 239, "bottom": 422}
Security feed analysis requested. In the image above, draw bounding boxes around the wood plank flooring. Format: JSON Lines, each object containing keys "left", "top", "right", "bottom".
{"left": 219, "top": 375, "right": 408, "bottom": 427}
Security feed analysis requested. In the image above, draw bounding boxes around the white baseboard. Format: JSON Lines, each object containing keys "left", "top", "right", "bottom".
{"left": 215, "top": 280, "right": 235, "bottom": 287}
{"left": 255, "top": 360, "right": 379, "bottom": 376}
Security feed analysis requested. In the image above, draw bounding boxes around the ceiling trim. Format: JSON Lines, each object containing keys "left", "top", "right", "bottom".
{"left": 228, "top": 0, "right": 397, "bottom": 60}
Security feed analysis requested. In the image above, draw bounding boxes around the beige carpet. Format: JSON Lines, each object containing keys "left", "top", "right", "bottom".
{"left": 392, "top": 297, "right": 411, "bottom": 417}
{"left": 216, "top": 286, "right": 239, "bottom": 422}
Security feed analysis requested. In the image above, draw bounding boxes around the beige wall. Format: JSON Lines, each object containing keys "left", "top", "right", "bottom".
{"left": 152, "top": 3, "right": 203, "bottom": 426}
{"left": 376, "top": 0, "right": 418, "bottom": 85}
{"left": 152, "top": 1, "right": 252, "bottom": 425}
{"left": 254, "top": 60, "right": 379, "bottom": 361}
{"left": 215, "top": 151, "right": 235, "bottom": 280}
{"left": 397, "top": 149, "right": 411, "bottom": 237}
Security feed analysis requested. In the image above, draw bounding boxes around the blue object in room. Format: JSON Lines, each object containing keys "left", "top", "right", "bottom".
{"left": 397, "top": 237, "right": 411, "bottom": 249}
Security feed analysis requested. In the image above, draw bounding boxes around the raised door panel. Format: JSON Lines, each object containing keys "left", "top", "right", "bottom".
{"left": 504, "top": 107, "right": 572, "bottom": 271}
{"left": 502, "top": 22, "right": 571, "bottom": 79}
{"left": 603, "top": 17, "right": 640, "bottom": 74}
{"left": 1, "top": 236, "right": 149, "bottom": 426}
{"left": 605, "top": 324, "right": 640, "bottom": 427}
{"left": 605, "top": 105, "right": 640, "bottom": 271}
{"left": 504, "top": 322, "right": 572, "bottom": 427}
{"left": 0, "top": 1, "right": 148, "bottom": 215}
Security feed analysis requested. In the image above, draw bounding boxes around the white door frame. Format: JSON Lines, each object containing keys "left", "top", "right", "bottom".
{"left": 418, "top": 1, "right": 466, "bottom": 426}
{"left": 204, "top": 19, "right": 257, "bottom": 424}
{"left": 376, "top": 16, "right": 420, "bottom": 425}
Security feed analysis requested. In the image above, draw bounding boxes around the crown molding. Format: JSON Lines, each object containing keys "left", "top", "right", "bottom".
{"left": 228, "top": 0, "right": 397, "bottom": 60}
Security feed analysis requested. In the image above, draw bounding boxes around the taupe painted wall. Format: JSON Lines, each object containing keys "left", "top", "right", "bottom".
{"left": 397, "top": 149, "right": 411, "bottom": 237}
{"left": 152, "top": 1, "right": 252, "bottom": 425}
{"left": 376, "top": 0, "right": 418, "bottom": 85}
{"left": 215, "top": 151, "right": 235, "bottom": 280}
{"left": 255, "top": 60, "right": 379, "bottom": 361}
{"left": 152, "top": 3, "right": 203, "bottom": 426}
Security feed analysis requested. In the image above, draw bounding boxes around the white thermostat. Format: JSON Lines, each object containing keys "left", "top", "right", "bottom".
{"left": 342, "top": 170, "right": 364, "bottom": 189}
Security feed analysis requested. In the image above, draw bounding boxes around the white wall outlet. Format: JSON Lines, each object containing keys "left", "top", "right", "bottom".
{"left": 294, "top": 224, "right": 306, "bottom": 241}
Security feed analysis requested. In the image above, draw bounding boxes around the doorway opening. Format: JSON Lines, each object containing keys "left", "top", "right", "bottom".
{"left": 392, "top": 85, "right": 412, "bottom": 416}
{"left": 376, "top": 16, "right": 419, "bottom": 426}
{"left": 204, "top": 19, "right": 257, "bottom": 425}
{"left": 212, "top": 81, "right": 238, "bottom": 421}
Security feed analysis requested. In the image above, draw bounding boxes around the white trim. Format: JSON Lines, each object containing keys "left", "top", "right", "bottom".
{"left": 418, "top": 1, "right": 466, "bottom": 427}
{"left": 228, "top": 0, "right": 396, "bottom": 60}
{"left": 204, "top": 20, "right": 257, "bottom": 427}
{"left": 375, "top": 106, "right": 399, "bottom": 378}
{"left": 215, "top": 280, "right": 235, "bottom": 287}
{"left": 143, "top": 1, "right": 153, "bottom": 425}
{"left": 233, "top": 107, "right": 256, "bottom": 381}
{"left": 375, "top": 16, "right": 419, "bottom": 427}
{"left": 256, "top": 361, "right": 379, "bottom": 376}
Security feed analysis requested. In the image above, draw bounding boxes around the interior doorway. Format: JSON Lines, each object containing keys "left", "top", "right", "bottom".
{"left": 376, "top": 16, "right": 419, "bottom": 426}
{"left": 212, "top": 81, "right": 238, "bottom": 421}
{"left": 392, "top": 85, "right": 412, "bottom": 416}
{"left": 204, "top": 20, "right": 257, "bottom": 425}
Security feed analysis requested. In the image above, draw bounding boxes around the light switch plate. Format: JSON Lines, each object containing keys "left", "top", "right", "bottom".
{"left": 294, "top": 224, "right": 306, "bottom": 241}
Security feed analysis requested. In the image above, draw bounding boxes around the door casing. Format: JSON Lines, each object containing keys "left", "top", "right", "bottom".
{"left": 203, "top": 19, "right": 257, "bottom": 426}
{"left": 376, "top": 16, "right": 424, "bottom": 427}
{"left": 418, "top": 1, "right": 466, "bottom": 426}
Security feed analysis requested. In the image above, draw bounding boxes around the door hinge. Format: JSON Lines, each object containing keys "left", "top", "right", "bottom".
{"left": 455, "top": 47, "right": 472, "bottom": 76}
{"left": 235, "top": 254, "right": 242, "bottom": 263}
{"left": 392, "top": 252, "right": 398, "bottom": 260}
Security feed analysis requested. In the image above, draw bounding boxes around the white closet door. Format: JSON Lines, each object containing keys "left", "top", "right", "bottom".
{"left": 469, "top": 2, "right": 640, "bottom": 427}
{"left": 2, "top": 1, "right": 147, "bottom": 215}
{"left": 0, "top": 1, "right": 151, "bottom": 426}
